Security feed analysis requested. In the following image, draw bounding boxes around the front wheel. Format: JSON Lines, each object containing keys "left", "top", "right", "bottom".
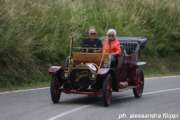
{"left": 102, "top": 74, "right": 112, "bottom": 107}
{"left": 133, "top": 69, "right": 144, "bottom": 98}
{"left": 50, "top": 76, "right": 61, "bottom": 104}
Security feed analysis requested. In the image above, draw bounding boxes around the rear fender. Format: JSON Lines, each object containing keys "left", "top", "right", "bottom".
{"left": 136, "top": 61, "right": 146, "bottom": 66}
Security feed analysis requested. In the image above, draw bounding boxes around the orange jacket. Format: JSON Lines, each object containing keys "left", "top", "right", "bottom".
{"left": 102, "top": 38, "right": 122, "bottom": 55}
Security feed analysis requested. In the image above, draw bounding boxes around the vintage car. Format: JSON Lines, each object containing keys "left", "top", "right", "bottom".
{"left": 48, "top": 37, "right": 147, "bottom": 106}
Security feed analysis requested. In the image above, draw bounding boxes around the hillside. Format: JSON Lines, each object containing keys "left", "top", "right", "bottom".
{"left": 0, "top": 0, "right": 180, "bottom": 90}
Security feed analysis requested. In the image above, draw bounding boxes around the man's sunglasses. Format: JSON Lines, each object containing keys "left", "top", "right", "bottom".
{"left": 90, "top": 32, "right": 96, "bottom": 35}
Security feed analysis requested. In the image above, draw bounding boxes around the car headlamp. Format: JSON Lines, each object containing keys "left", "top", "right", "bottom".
{"left": 86, "top": 63, "right": 97, "bottom": 73}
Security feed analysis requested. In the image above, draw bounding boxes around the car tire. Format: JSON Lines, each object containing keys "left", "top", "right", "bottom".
{"left": 102, "top": 74, "right": 112, "bottom": 107}
{"left": 50, "top": 75, "right": 61, "bottom": 104}
{"left": 133, "top": 68, "right": 144, "bottom": 98}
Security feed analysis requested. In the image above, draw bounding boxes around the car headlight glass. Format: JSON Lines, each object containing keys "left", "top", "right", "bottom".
{"left": 86, "top": 63, "right": 97, "bottom": 73}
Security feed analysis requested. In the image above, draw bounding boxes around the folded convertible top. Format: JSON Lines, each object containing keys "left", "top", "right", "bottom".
{"left": 100, "top": 36, "right": 147, "bottom": 49}
{"left": 118, "top": 37, "right": 147, "bottom": 49}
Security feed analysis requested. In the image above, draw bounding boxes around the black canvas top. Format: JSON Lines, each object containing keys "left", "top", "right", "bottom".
{"left": 100, "top": 36, "right": 147, "bottom": 49}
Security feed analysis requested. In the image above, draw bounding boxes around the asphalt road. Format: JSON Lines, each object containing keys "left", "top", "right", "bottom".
{"left": 0, "top": 76, "right": 180, "bottom": 120}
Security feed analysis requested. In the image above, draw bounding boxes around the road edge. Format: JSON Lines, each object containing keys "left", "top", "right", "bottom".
{"left": 0, "top": 75, "right": 180, "bottom": 95}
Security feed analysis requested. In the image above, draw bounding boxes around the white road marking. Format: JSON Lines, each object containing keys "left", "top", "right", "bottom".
{"left": 0, "top": 75, "right": 179, "bottom": 95}
{"left": 47, "top": 87, "right": 180, "bottom": 120}
{"left": 145, "top": 75, "right": 180, "bottom": 80}
{"left": 144, "top": 87, "right": 180, "bottom": 95}
{"left": 48, "top": 105, "right": 90, "bottom": 120}
{"left": 0, "top": 87, "right": 49, "bottom": 95}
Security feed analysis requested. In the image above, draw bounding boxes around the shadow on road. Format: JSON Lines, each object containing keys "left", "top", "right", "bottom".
{"left": 55, "top": 93, "right": 145, "bottom": 107}
{"left": 57, "top": 96, "right": 100, "bottom": 105}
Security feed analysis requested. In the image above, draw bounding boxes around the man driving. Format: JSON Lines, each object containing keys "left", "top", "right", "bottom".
{"left": 81, "top": 28, "right": 102, "bottom": 48}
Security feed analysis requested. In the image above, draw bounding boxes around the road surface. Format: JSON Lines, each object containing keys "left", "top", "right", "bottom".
{"left": 0, "top": 76, "right": 180, "bottom": 120}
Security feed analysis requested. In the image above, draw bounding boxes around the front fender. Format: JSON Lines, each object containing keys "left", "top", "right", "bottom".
{"left": 48, "top": 66, "right": 62, "bottom": 75}
{"left": 97, "top": 68, "right": 110, "bottom": 75}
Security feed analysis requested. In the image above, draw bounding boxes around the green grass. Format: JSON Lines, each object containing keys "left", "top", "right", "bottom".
{"left": 143, "top": 55, "right": 180, "bottom": 77}
{"left": 0, "top": 0, "right": 180, "bottom": 91}
{"left": 0, "top": 81, "right": 49, "bottom": 92}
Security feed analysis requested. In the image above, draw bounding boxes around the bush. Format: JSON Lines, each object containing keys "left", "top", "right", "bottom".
{"left": 0, "top": 0, "right": 180, "bottom": 88}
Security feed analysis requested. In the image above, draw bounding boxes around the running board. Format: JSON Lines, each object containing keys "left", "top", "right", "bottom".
{"left": 117, "top": 86, "right": 136, "bottom": 92}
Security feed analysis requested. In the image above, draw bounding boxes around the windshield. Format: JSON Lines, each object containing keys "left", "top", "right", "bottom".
{"left": 72, "top": 47, "right": 102, "bottom": 53}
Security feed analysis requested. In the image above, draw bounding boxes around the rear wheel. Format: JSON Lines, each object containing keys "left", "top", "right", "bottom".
{"left": 102, "top": 74, "right": 112, "bottom": 107}
{"left": 133, "top": 69, "right": 144, "bottom": 98}
{"left": 50, "top": 76, "right": 61, "bottom": 104}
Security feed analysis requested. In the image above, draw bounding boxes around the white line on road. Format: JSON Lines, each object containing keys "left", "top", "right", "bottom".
{"left": 0, "top": 87, "right": 49, "bottom": 95}
{"left": 145, "top": 75, "right": 180, "bottom": 80}
{"left": 48, "top": 105, "right": 90, "bottom": 120}
{"left": 47, "top": 87, "right": 180, "bottom": 120}
{"left": 144, "top": 87, "right": 180, "bottom": 95}
{"left": 0, "top": 75, "right": 179, "bottom": 95}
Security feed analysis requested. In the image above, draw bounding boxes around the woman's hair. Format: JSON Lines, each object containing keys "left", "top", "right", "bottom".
{"left": 106, "top": 28, "right": 117, "bottom": 36}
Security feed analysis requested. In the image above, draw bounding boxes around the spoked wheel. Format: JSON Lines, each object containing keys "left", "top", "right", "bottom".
{"left": 133, "top": 69, "right": 144, "bottom": 98}
{"left": 102, "top": 74, "right": 112, "bottom": 107}
{"left": 50, "top": 75, "right": 61, "bottom": 104}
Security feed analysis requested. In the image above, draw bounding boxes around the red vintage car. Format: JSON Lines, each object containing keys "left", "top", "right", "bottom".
{"left": 48, "top": 37, "right": 147, "bottom": 107}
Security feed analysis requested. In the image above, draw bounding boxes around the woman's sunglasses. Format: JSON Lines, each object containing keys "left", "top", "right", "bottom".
{"left": 108, "top": 34, "right": 115, "bottom": 38}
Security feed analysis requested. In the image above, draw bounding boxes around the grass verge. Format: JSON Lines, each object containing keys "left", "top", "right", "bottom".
{"left": 0, "top": 55, "right": 180, "bottom": 92}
